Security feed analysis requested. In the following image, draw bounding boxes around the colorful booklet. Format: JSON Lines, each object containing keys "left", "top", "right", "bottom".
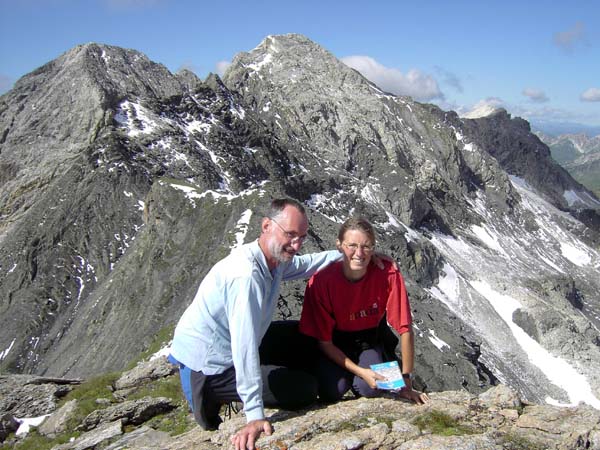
{"left": 370, "top": 361, "right": 406, "bottom": 390}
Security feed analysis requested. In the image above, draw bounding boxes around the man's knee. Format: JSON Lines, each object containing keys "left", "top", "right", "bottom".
{"left": 266, "top": 367, "right": 318, "bottom": 409}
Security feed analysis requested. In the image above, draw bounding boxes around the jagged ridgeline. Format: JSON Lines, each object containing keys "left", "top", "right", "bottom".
{"left": 1, "top": 34, "right": 600, "bottom": 407}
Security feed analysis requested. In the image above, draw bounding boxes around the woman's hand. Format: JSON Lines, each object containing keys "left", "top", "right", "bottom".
{"left": 398, "top": 387, "right": 429, "bottom": 404}
{"left": 358, "top": 367, "right": 386, "bottom": 389}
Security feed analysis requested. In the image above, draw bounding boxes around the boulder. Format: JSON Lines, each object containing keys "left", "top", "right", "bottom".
{"left": 0, "top": 413, "right": 19, "bottom": 442}
{"left": 113, "top": 355, "right": 176, "bottom": 391}
{"left": 53, "top": 420, "right": 123, "bottom": 450}
{"left": 38, "top": 399, "right": 78, "bottom": 437}
{"left": 78, "top": 396, "right": 176, "bottom": 431}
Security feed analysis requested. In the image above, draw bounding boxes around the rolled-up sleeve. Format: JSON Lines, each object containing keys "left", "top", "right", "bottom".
{"left": 283, "top": 250, "right": 341, "bottom": 281}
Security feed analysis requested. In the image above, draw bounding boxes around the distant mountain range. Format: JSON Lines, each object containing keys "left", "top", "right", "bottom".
{"left": 535, "top": 132, "right": 600, "bottom": 196}
{"left": 1, "top": 34, "right": 600, "bottom": 410}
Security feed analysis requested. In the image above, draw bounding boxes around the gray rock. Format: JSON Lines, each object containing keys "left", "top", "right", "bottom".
{"left": 478, "top": 384, "right": 522, "bottom": 409}
{"left": 78, "top": 396, "right": 176, "bottom": 431}
{"left": 398, "top": 434, "right": 499, "bottom": 450}
{"left": 114, "top": 355, "right": 176, "bottom": 390}
{"left": 0, "top": 375, "right": 75, "bottom": 417}
{"left": 38, "top": 399, "right": 78, "bottom": 437}
{"left": 93, "top": 389, "right": 599, "bottom": 450}
{"left": 516, "top": 404, "right": 600, "bottom": 449}
{"left": 53, "top": 419, "right": 123, "bottom": 450}
{"left": 104, "top": 425, "right": 172, "bottom": 449}
{"left": 391, "top": 419, "right": 421, "bottom": 439}
{"left": 0, "top": 413, "right": 19, "bottom": 442}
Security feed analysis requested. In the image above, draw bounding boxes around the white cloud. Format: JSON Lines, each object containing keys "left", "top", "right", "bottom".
{"left": 522, "top": 88, "right": 549, "bottom": 103}
{"left": 341, "top": 55, "right": 443, "bottom": 101}
{"left": 553, "top": 22, "right": 587, "bottom": 52}
{"left": 216, "top": 61, "right": 232, "bottom": 77}
{"left": 580, "top": 88, "right": 600, "bottom": 102}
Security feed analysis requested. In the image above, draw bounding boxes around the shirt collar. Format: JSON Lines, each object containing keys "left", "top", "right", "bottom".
{"left": 249, "top": 239, "right": 273, "bottom": 280}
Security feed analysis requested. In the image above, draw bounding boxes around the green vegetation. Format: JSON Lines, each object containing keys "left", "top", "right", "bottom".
{"left": 128, "top": 374, "right": 182, "bottom": 402}
{"left": 1, "top": 332, "right": 194, "bottom": 449}
{"left": 61, "top": 372, "right": 121, "bottom": 431}
{"left": 125, "top": 324, "right": 174, "bottom": 370}
{"left": 549, "top": 142, "right": 579, "bottom": 165}
{"left": 498, "top": 432, "right": 545, "bottom": 450}
{"left": 142, "top": 401, "right": 195, "bottom": 436}
{"left": 0, "top": 430, "right": 76, "bottom": 450}
{"left": 412, "top": 410, "right": 475, "bottom": 436}
{"left": 334, "top": 415, "right": 397, "bottom": 433}
{"left": 571, "top": 173, "right": 600, "bottom": 198}
{"left": 1, "top": 370, "right": 193, "bottom": 449}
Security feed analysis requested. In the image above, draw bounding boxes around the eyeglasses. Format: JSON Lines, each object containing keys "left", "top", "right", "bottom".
{"left": 270, "top": 217, "right": 308, "bottom": 244}
{"left": 342, "top": 242, "right": 375, "bottom": 253}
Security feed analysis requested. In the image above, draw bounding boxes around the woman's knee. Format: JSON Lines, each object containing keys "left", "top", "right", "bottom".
{"left": 353, "top": 379, "right": 380, "bottom": 398}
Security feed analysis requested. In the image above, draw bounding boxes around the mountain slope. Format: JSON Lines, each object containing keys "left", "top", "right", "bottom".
{"left": 0, "top": 43, "right": 298, "bottom": 375}
{"left": 535, "top": 132, "right": 600, "bottom": 197}
{"left": 1, "top": 36, "right": 599, "bottom": 410}
{"left": 223, "top": 34, "right": 600, "bottom": 406}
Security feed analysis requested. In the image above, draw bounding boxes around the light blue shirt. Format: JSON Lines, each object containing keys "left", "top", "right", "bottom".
{"left": 170, "top": 240, "right": 340, "bottom": 422}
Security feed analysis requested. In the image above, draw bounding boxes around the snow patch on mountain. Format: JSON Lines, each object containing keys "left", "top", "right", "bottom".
{"left": 471, "top": 224, "right": 507, "bottom": 255}
{"left": 428, "top": 262, "right": 460, "bottom": 309}
{"left": 560, "top": 242, "right": 592, "bottom": 266}
{"left": 428, "top": 329, "right": 450, "bottom": 351}
{"left": 563, "top": 189, "right": 600, "bottom": 208}
{"left": 419, "top": 175, "right": 600, "bottom": 406}
{"left": 115, "top": 101, "right": 159, "bottom": 137}
{"left": 167, "top": 181, "right": 269, "bottom": 208}
{"left": 231, "top": 209, "right": 252, "bottom": 249}
{"left": 472, "top": 280, "right": 600, "bottom": 409}
{"left": 0, "top": 338, "right": 15, "bottom": 361}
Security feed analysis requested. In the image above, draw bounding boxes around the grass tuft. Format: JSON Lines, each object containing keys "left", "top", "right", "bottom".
{"left": 412, "top": 410, "right": 474, "bottom": 436}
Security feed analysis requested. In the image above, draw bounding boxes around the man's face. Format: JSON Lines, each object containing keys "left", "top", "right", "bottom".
{"left": 265, "top": 206, "right": 309, "bottom": 264}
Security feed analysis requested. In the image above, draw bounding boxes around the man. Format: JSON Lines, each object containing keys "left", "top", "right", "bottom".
{"left": 169, "top": 198, "right": 341, "bottom": 450}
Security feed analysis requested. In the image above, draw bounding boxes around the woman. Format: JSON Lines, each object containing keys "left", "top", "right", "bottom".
{"left": 299, "top": 217, "right": 428, "bottom": 404}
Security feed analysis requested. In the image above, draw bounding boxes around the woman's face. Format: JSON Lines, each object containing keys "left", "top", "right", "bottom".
{"left": 337, "top": 229, "right": 374, "bottom": 279}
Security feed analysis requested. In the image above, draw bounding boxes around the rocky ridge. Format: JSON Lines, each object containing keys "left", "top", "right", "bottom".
{"left": 2, "top": 356, "right": 600, "bottom": 450}
{"left": 0, "top": 34, "right": 599, "bottom": 412}
{"left": 535, "top": 132, "right": 600, "bottom": 196}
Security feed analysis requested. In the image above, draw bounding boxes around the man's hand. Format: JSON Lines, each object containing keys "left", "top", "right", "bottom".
{"left": 231, "top": 419, "right": 272, "bottom": 450}
{"left": 371, "top": 253, "right": 399, "bottom": 270}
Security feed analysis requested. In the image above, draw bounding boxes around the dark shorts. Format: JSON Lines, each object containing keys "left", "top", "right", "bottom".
{"left": 172, "top": 320, "right": 319, "bottom": 430}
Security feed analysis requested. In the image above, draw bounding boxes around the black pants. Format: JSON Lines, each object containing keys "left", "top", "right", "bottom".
{"left": 315, "top": 319, "right": 401, "bottom": 402}
{"left": 190, "top": 320, "right": 318, "bottom": 430}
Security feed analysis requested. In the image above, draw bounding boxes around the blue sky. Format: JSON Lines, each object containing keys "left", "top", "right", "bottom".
{"left": 1, "top": 0, "right": 599, "bottom": 134}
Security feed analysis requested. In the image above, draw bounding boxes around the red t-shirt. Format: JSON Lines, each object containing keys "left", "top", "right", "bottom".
{"left": 299, "top": 260, "right": 412, "bottom": 341}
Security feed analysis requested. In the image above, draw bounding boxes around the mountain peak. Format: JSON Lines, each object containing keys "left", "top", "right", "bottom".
{"left": 462, "top": 105, "right": 507, "bottom": 119}
{"left": 256, "top": 33, "right": 321, "bottom": 52}
{"left": 2, "top": 38, "right": 600, "bottom": 414}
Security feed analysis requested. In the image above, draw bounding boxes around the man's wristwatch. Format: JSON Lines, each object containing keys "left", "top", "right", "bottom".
{"left": 402, "top": 373, "right": 414, "bottom": 381}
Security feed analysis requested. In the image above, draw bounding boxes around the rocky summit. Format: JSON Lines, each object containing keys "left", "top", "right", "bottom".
{"left": 1, "top": 33, "right": 600, "bottom": 422}
{"left": 2, "top": 356, "right": 600, "bottom": 449}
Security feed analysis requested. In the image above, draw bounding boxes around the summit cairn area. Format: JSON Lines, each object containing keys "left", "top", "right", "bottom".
{"left": 2, "top": 357, "right": 600, "bottom": 450}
